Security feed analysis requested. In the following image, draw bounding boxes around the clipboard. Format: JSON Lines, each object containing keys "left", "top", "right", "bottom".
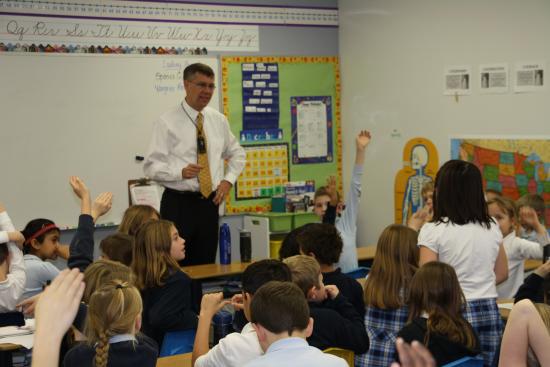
{"left": 128, "top": 178, "right": 162, "bottom": 212}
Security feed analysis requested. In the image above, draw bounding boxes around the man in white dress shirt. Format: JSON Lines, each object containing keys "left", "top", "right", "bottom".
{"left": 144, "top": 63, "right": 245, "bottom": 265}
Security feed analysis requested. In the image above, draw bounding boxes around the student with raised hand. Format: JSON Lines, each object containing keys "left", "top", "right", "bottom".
{"left": 63, "top": 280, "right": 158, "bottom": 367}
{"left": 398, "top": 262, "right": 481, "bottom": 366}
{"left": 283, "top": 255, "right": 369, "bottom": 354}
{"left": 418, "top": 160, "right": 508, "bottom": 366}
{"left": 357, "top": 224, "right": 419, "bottom": 367}
{"left": 32, "top": 268, "right": 85, "bottom": 367}
{"left": 516, "top": 193, "right": 549, "bottom": 245}
{"left": 297, "top": 223, "right": 365, "bottom": 317}
{"left": 131, "top": 219, "right": 197, "bottom": 346}
{"left": 244, "top": 281, "right": 347, "bottom": 367}
{"left": 487, "top": 196, "right": 543, "bottom": 299}
{"left": 0, "top": 201, "right": 26, "bottom": 312}
{"left": 193, "top": 259, "right": 292, "bottom": 367}
{"left": 312, "top": 130, "right": 371, "bottom": 272}
{"left": 499, "top": 299, "right": 550, "bottom": 367}
{"left": 67, "top": 176, "right": 113, "bottom": 272}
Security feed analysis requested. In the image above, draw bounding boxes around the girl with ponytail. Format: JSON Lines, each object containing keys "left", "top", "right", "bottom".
{"left": 63, "top": 280, "right": 158, "bottom": 367}
{"left": 397, "top": 262, "right": 481, "bottom": 366}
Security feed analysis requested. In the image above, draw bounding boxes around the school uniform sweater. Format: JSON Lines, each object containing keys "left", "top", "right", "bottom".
{"left": 63, "top": 334, "right": 158, "bottom": 367}
{"left": 397, "top": 317, "right": 481, "bottom": 366}
{"left": 307, "top": 293, "right": 369, "bottom": 354}
{"left": 514, "top": 273, "right": 546, "bottom": 304}
{"left": 322, "top": 268, "right": 366, "bottom": 318}
{"left": 67, "top": 214, "right": 95, "bottom": 272}
{"left": 140, "top": 270, "right": 198, "bottom": 346}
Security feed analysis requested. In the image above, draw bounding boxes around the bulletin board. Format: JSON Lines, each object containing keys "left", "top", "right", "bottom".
{"left": 222, "top": 56, "right": 342, "bottom": 214}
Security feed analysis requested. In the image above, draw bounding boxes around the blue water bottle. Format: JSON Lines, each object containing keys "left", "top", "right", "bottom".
{"left": 212, "top": 310, "right": 233, "bottom": 345}
{"left": 219, "top": 223, "right": 231, "bottom": 265}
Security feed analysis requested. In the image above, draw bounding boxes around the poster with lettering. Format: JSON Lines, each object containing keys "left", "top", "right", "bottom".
{"left": 240, "top": 62, "right": 282, "bottom": 142}
{"left": 479, "top": 63, "right": 508, "bottom": 94}
{"left": 290, "top": 96, "right": 333, "bottom": 164}
{"left": 514, "top": 61, "right": 546, "bottom": 93}
{"left": 444, "top": 65, "right": 471, "bottom": 95}
{"left": 0, "top": 15, "right": 258, "bottom": 52}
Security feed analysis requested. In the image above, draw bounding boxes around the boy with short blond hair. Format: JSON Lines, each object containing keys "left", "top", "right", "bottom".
{"left": 283, "top": 255, "right": 369, "bottom": 354}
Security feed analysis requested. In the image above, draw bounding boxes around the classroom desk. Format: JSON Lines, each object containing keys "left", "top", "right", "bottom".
{"left": 524, "top": 259, "right": 542, "bottom": 272}
{"left": 156, "top": 352, "right": 192, "bottom": 367}
{"left": 182, "top": 247, "right": 377, "bottom": 280}
{"left": 182, "top": 262, "right": 252, "bottom": 280}
{"left": 0, "top": 343, "right": 21, "bottom": 367}
{"left": 357, "top": 246, "right": 376, "bottom": 261}
{"left": 497, "top": 299, "right": 514, "bottom": 320}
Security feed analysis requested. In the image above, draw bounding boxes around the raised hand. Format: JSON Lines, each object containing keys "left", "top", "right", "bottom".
{"left": 91, "top": 192, "right": 113, "bottom": 222}
{"left": 356, "top": 130, "right": 371, "bottom": 151}
{"left": 69, "top": 176, "right": 90, "bottom": 199}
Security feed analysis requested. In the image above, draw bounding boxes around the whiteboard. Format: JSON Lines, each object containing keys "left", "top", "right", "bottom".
{"left": 0, "top": 53, "right": 220, "bottom": 227}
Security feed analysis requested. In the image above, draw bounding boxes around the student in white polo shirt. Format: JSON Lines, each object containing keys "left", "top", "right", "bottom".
{"left": 192, "top": 260, "right": 292, "bottom": 367}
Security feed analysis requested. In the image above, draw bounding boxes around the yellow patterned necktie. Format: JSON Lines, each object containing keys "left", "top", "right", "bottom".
{"left": 196, "top": 112, "right": 213, "bottom": 198}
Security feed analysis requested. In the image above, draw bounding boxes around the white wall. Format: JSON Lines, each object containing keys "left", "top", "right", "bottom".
{"left": 339, "top": 0, "right": 550, "bottom": 246}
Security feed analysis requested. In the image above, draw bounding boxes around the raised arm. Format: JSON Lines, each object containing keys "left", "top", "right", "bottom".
{"left": 67, "top": 177, "right": 112, "bottom": 271}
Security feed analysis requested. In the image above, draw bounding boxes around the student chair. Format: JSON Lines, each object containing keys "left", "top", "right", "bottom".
{"left": 323, "top": 347, "right": 354, "bottom": 367}
{"left": 344, "top": 266, "right": 370, "bottom": 279}
{"left": 159, "top": 329, "right": 196, "bottom": 357}
{"left": 442, "top": 356, "right": 484, "bottom": 367}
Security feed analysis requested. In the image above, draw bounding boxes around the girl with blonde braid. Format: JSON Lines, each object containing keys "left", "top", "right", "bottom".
{"left": 63, "top": 280, "right": 158, "bottom": 367}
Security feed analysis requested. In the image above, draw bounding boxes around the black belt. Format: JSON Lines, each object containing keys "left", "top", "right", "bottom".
{"left": 164, "top": 187, "right": 202, "bottom": 197}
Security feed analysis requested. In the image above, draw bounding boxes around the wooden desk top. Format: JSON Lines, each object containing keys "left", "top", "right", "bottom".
{"left": 0, "top": 343, "right": 22, "bottom": 352}
{"left": 357, "top": 246, "right": 376, "bottom": 261}
{"left": 524, "top": 259, "right": 542, "bottom": 272}
{"left": 182, "top": 247, "right": 377, "bottom": 280}
{"left": 497, "top": 298, "right": 514, "bottom": 320}
{"left": 156, "top": 352, "right": 192, "bottom": 367}
{"left": 182, "top": 262, "right": 252, "bottom": 280}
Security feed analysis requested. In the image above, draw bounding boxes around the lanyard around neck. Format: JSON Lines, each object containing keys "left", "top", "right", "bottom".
{"left": 181, "top": 102, "right": 199, "bottom": 128}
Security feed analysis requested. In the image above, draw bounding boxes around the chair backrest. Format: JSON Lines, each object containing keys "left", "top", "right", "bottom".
{"left": 324, "top": 347, "right": 354, "bottom": 367}
{"left": 344, "top": 266, "right": 370, "bottom": 279}
{"left": 442, "top": 356, "right": 484, "bottom": 367}
{"left": 159, "top": 329, "right": 196, "bottom": 357}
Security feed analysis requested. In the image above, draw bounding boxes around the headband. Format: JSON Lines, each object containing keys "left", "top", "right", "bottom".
{"left": 24, "top": 223, "right": 60, "bottom": 245}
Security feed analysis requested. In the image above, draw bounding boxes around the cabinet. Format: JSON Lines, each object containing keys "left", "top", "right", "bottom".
{"left": 243, "top": 212, "right": 319, "bottom": 260}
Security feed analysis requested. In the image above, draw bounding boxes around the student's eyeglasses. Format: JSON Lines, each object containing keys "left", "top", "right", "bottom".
{"left": 191, "top": 81, "right": 216, "bottom": 91}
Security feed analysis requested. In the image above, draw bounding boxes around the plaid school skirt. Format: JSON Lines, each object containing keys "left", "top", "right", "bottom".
{"left": 463, "top": 298, "right": 503, "bottom": 367}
